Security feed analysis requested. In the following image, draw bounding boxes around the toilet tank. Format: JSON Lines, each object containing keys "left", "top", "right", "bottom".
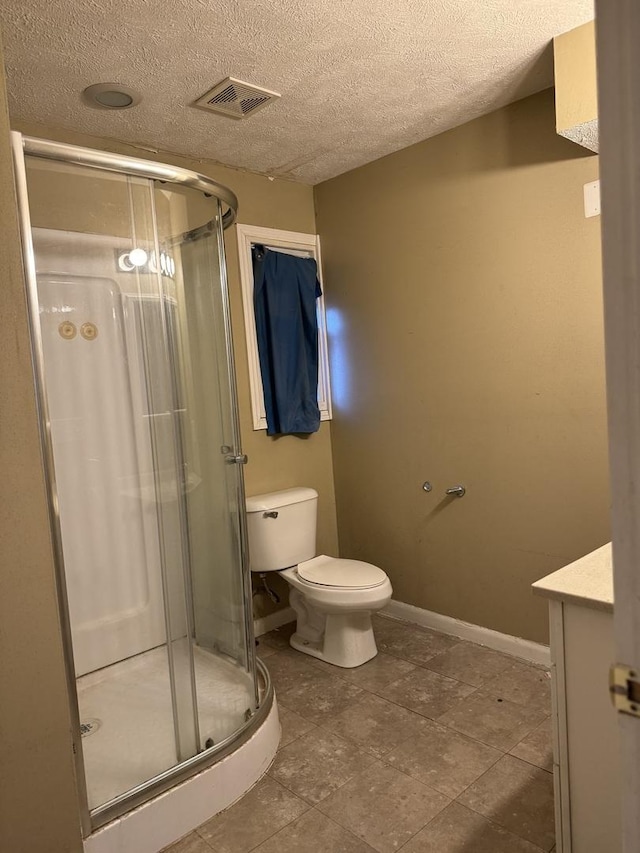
{"left": 245, "top": 487, "right": 318, "bottom": 572}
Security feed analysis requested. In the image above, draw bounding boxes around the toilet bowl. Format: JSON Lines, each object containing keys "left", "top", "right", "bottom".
{"left": 246, "top": 488, "right": 392, "bottom": 668}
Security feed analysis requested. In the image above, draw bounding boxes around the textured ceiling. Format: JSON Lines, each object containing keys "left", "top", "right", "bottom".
{"left": 1, "top": 0, "right": 593, "bottom": 184}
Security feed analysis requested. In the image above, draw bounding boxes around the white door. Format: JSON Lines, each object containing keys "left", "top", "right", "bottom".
{"left": 595, "top": 4, "right": 640, "bottom": 849}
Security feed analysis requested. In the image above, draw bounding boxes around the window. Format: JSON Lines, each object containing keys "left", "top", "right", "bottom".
{"left": 236, "top": 223, "right": 332, "bottom": 431}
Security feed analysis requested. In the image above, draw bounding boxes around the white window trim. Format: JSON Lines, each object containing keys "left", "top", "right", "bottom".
{"left": 236, "top": 223, "right": 332, "bottom": 431}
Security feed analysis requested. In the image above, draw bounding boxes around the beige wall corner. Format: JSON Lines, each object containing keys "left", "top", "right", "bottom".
{"left": 10, "top": 119, "right": 337, "bottom": 621}
{"left": 314, "top": 89, "right": 609, "bottom": 645}
{"left": 0, "top": 35, "right": 83, "bottom": 853}
{"left": 554, "top": 20, "right": 598, "bottom": 152}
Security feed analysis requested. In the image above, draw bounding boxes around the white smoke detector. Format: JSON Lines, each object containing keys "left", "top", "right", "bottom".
{"left": 194, "top": 77, "right": 281, "bottom": 119}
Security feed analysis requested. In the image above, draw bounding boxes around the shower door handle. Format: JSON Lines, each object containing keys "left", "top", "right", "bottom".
{"left": 226, "top": 453, "right": 248, "bottom": 465}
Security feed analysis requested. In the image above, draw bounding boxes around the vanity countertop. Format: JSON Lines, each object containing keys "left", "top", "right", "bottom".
{"left": 532, "top": 542, "right": 613, "bottom": 612}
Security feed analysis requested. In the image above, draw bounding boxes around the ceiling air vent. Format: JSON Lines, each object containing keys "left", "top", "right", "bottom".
{"left": 194, "top": 77, "right": 280, "bottom": 119}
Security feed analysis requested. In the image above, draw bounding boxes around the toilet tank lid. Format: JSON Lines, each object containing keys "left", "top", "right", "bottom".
{"left": 246, "top": 487, "right": 318, "bottom": 512}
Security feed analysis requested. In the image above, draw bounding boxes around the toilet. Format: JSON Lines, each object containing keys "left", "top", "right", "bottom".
{"left": 246, "top": 487, "right": 392, "bottom": 668}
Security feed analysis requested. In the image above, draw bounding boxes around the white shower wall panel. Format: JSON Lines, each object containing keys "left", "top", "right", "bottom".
{"left": 38, "top": 273, "right": 165, "bottom": 676}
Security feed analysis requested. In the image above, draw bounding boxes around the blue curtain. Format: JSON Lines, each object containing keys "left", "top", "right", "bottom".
{"left": 252, "top": 246, "right": 322, "bottom": 436}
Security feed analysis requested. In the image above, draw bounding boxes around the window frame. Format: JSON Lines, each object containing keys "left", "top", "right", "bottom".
{"left": 236, "top": 223, "right": 332, "bottom": 431}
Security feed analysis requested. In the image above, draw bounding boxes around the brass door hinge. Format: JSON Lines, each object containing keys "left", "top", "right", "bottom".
{"left": 610, "top": 664, "right": 640, "bottom": 717}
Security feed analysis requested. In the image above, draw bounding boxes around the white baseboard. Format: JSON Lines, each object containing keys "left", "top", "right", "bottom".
{"left": 382, "top": 599, "right": 550, "bottom": 667}
{"left": 253, "top": 606, "right": 295, "bottom": 637}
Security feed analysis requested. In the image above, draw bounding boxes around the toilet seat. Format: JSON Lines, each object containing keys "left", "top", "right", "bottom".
{"left": 297, "top": 555, "right": 387, "bottom": 589}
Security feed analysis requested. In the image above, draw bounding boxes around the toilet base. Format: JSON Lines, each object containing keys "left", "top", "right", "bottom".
{"left": 289, "top": 593, "right": 378, "bottom": 668}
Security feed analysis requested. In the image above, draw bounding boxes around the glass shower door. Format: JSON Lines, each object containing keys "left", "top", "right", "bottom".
{"left": 20, "top": 151, "right": 255, "bottom": 819}
{"left": 125, "top": 288, "right": 199, "bottom": 765}
{"left": 155, "top": 187, "right": 257, "bottom": 747}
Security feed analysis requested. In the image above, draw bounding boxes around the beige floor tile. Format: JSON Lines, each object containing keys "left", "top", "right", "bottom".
{"left": 161, "top": 833, "right": 213, "bottom": 853}
{"left": 183, "top": 619, "right": 554, "bottom": 853}
{"left": 457, "top": 754, "right": 555, "bottom": 850}
{"left": 278, "top": 706, "right": 317, "bottom": 749}
{"left": 197, "top": 777, "right": 308, "bottom": 853}
{"left": 264, "top": 650, "right": 323, "bottom": 695}
{"left": 257, "top": 644, "right": 277, "bottom": 660}
{"left": 377, "top": 667, "right": 476, "bottom": 719}
{"left": 277, "top": 672, "right": 365, "bottom": 724}
{"left": 424, "top": 642, "right": 514, "bottom": 687}
{"left": 339, "top": 652, "right": 417, "bottom": 691}
{"left": 317, "top": 761, "right": 450, "bottom": 853}
{"left": 301, "top": 654, "right": 349, "bottom": 676}
{"left": 510, "top": 717, "right": 553, "bottom": 771}
{"left": 482, "top": 661, "right": 552, "bottom": 713}
{"left": 370, "top": 616, "right": 428, "bottom": 653}
{"left": 259, "top": 621, "right": 296, "bottom": 650}
{"left": 371, "top": 614, "right": 405, "bottom": 637}
{"left": 437, "top": 689, "right": 547, "bottom": 750}
{"left": 385, "top": 719, "right": 502, "bottom": 798}
{"left": 401, "top": 801, "right": 546, "bottom": 852}
{"left": 269, "top": 728, "right": 375, "bottom": 803}
{"left": 322, "top": 692, "right": 430, "bottom": 757}
{"left": 305, "top": 650, "right": 417, "bottom": 690}
{"left": 374, "top": 620, "right": 460, "bottom": 666}
{"left": 251, "top": 808, "right": 377, "bottom": 852}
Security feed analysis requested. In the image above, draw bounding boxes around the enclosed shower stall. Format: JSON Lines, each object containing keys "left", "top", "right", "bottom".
{"left": 11, "top": 134, "right": 273, "bottom": 835}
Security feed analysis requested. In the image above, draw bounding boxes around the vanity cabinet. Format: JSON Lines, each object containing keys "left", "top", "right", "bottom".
{"left": 533, "top": 545, "right": 621, "bottom": 853}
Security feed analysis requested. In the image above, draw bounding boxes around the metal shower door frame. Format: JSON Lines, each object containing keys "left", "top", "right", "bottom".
{"left": 213, "top": 202, "right": 259, "bottom": 707}
{"left": 10, "top": 131, "right": 265, "bottom": 836}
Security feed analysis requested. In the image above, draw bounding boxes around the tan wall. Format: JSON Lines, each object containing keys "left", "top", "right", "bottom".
{"left": 13, "top": 119, "right": 338, "bottom": 615}
{"left": 0, "top": 36, "right": 83, "bottom": 853}
{"left": 314, "top": 89, "right": 609, "bottom": 644}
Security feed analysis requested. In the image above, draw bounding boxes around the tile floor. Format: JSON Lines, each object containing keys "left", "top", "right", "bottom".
{"left": 163, "top": 615, "right": 556, "bottom": 853}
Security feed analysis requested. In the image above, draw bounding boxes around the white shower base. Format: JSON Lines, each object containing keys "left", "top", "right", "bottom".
{"left": 78, "top": 645, "right": 254, "bottom": 809}
{"left": 83, "top": 697, "right": 279, "bottom": 853}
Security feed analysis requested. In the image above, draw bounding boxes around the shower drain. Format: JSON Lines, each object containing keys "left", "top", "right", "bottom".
{"left": 80, "top": 718, "right": 102, "bottom": 738}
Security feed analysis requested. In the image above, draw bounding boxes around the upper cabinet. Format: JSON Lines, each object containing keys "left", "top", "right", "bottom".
{"left": 554, "top": 21, "right": 598, "bottom": 153}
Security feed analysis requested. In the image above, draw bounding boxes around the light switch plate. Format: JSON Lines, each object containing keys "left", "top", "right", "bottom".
{"left": 584, "top": 180, "right": 601, "bottom": 218}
